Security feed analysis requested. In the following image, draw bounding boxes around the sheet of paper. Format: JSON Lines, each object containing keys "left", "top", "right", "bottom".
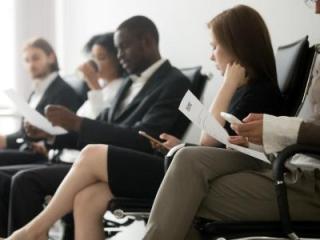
{"left": 179, "top": 90, "right": 270, "bottom": 164}
{"left": 4, "top": 89, "right": 67, "bottom": 135}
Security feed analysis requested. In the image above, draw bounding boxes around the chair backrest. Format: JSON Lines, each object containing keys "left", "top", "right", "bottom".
{"left": 171, "top": 66, "right": 208, "bottom": 138}
{"left": 275, "top": 36, "right": 314, "bottom": 116}
{"left": 295, "top": 44, "right": 320, "bottom": 119}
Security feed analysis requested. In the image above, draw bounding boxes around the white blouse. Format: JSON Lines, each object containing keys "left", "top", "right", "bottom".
{"left": 76, "top": 78, "right": 123, "bottom": 119}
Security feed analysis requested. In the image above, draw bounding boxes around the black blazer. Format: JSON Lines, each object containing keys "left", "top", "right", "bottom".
{"left": 6, "top": 75, "right": 83, "bottom": 149}
{"left": 53, "top": 60, "right": 191, "bottom": 153}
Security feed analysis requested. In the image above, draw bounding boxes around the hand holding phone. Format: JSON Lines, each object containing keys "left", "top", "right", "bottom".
{"left": 220, "top": 112, "right": 242, "bottom": 124}
{"left": 138, "top": 131, "right": 170, "bottom": 151}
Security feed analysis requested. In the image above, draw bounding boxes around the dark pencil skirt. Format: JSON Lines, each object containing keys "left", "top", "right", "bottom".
{"left": 107, "top": 145, "right": 164, "bottom": 199}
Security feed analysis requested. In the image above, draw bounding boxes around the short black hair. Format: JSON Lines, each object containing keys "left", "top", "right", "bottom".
{"left": 83, "top": 32, "right": 125, "bottom": 76}
{"left": 94, "top": 32, "right": 118, "bottom": 57}
{"left": 117, "top": 15, "right": 159, "bottom": 44}
{"left": 83, "top": 34, "right": 104, "bottom": 56}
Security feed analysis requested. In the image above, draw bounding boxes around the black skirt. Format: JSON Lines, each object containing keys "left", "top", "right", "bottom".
{"left": 107, "top": 145, "right": 164, "bottom": 199}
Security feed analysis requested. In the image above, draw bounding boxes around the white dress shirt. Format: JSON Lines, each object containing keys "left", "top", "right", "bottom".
{"left": 29, "top": 72, "right": 58, "bottom": 109}
{"left": 117, "top": 59, "right": 166, "bottom": 114}
{"left": 76, "top": 78, "right": 123, "bottom": 119}
{"left": 263, "top": 114, "right": 303, "bottom": 154}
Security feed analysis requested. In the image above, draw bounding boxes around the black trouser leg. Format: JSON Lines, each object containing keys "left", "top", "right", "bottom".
{"left": 8, "top": 164, "right": 71, "bottom": 234}
{"left": 0, "top": 172, "right": 11, "bottom": 237}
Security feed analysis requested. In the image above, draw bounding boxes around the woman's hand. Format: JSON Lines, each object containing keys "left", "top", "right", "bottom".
{"left": 159, "top": 133, "right": 181, "bottom": 149}
{"left": 223, "top": 63, "right": 248, "bottom": 89}
{"left": 78, "top": 60, "right": 100, "bottom": 90}
{"left": 150, "top": 133, "right": 181, "bottom": 151}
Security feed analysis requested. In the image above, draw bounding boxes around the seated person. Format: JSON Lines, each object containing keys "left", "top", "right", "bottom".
{"left": 76, "top": 32, "right": 126, "bottom": 119}
{"left": 32, "top": 32, "right": 126, "bottom": 163}
{"left": 0, "top": 37, "right": 82, "bottom": 237}
{"left": 143, "top": 112, "right": 320, "bottom": 240}
{"left": 0, "top": 32, "right": 126, "bottom": 236}
{"left": 2, "top": 15, "right": 191, "bottom": 236}
{"left": 2, "top": 6, "right": 284, "bottom": 240}
{"left": 0, "top": 38, "right": 83, "bottom": 166}
{"left": 142, "top": 9, "right": 320, "bottom": 240}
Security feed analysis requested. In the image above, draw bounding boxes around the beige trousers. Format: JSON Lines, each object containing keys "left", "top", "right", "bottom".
{"left": 143, "top": 146, "right": 320, "bottom": 240}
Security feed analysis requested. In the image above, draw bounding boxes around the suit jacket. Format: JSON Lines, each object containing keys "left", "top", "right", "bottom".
{"left": 6, "top": 75, "right": 83, "bottom": 149}
{"left": 53, "top": 60, "right": 191, "bottom": 153}
{"left": 298, "top": 121, "right": 320, "bottom": 147}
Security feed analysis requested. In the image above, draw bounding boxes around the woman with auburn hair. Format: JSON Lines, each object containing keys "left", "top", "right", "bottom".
{"left": 151, "top": 4, "right": 281, "bottom": 149}
{"left": 143, "top": 5, "right": 288, "bottom": 240}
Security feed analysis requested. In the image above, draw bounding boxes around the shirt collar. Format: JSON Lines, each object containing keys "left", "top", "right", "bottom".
{"left": 32, "top": 71, "right": 58, "bottom": 94}
{"left": 130, "top": 59, "right": 166, "bottom": 83}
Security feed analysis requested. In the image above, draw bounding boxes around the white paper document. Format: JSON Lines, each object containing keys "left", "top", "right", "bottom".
{"left": 4, "top": 89, "right": 67, "bottom": 135}
{"left": 179, "top": 90, "right": 270, "bottom": 164}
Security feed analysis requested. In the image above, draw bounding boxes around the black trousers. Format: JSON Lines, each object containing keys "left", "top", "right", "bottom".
{"left": 0, "top": 172, "right": 11, "bottom": 236}
{"left": 0, "top": 150, "right": 47, "bottom": 166}
{"left": 0, "top": 150, "right": 47, "bottom": 237}
{"left": 7, "top": 163, "right": 71, "bottom": 234}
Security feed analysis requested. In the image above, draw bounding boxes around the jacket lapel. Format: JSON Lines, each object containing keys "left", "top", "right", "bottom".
{"left": 113, "top": 60, "right": 171, "bottom": 121}
{"left": 35, "top": 76, "right": 61, "bottom": 114}
{"left": 108, "top": 77, "right": 133, "bottom": 121}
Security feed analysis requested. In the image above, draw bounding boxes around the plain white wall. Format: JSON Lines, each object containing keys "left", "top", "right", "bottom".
{"left": 14, "top": 0, "right": 56, "bottom": 99}
{"left": 57, "top": 0, "right": 320, "bottom": 73}
{"left": 14, "top": 0, "right": 320, "bottom": 141}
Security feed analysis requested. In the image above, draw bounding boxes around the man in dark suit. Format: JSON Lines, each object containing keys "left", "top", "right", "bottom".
{"left": 0, "top": 38, "right": 83, "bottom": 236}
{"left": 3, "top": 16, "right": 190, "bottom": 235}
{"left": 0, "top": 38, "right": 83, "bottom": 165}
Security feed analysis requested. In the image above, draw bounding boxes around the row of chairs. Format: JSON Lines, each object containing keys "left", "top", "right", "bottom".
{"left": 106, "top": 37, "right": 320, "bottom": 239}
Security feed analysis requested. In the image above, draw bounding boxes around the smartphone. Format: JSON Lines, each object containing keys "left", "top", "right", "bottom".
{"left": 138, "top": 131, "right": 170, "bottom": 150}
{"left": 220, "top": 112, "right": 242, "bottom": 124}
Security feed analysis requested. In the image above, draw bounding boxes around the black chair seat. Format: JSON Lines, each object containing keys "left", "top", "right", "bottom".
{"left": 195, "top": 219, "right": 320, "bottom": 239}
{"left": 109, "top": 197, "right": 153, "bottom": 214}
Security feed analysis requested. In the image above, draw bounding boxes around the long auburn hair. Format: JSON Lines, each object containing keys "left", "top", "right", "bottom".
{"left": 208, "top": 5, "right": 277, "bottom": 87}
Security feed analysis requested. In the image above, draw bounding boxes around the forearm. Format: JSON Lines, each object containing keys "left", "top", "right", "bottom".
{"left": 200, "top": 82, "right": 237, "bottom": 146}
{"left": 49, "top": 132, "right": 79, "bottom": 150}
{"left": 297, "top": 122, "right": 320, "bottom": 147}
{"left": 78, "top": 118, "right": 153, "bottom": 152}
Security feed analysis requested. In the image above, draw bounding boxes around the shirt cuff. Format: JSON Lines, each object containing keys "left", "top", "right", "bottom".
{"left": 263, "top": 114, "right": 303, "bottom": 154}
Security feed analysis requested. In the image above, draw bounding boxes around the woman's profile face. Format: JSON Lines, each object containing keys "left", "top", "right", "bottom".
{"left": 91, "top": 44, "right": 116, "bottom": 79}
{"left": 210, "top": 33, "right": 235, "bottom": 75}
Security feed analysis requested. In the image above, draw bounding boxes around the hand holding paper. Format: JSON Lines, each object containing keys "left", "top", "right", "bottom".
{"left": 45, "top": 105, "right": 82, "bottom": 132}
{"left": 179, "top": 90, "right": 270, "bottom": 164}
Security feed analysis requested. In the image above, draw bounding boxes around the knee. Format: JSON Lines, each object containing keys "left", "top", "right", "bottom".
{"left": 171, "top": 147, "right": 199, "bottom": 171}
{"left": 11, "top": 170, "right": 33, "bottom": 192}
{"left": 74, "top": 144, "right": 108, "bottom": 169}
